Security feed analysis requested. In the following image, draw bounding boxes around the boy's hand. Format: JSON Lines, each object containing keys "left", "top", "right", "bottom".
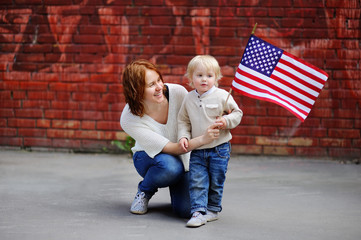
{"left": 215, "top": 116, "right": 227, "bottom": 130}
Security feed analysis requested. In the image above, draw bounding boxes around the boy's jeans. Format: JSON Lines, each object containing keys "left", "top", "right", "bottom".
{"left": 189, "top": 142, "right": 231, "bottom": 214}
{"left": 133, "top": 151, "right": 191, "bottom": 218}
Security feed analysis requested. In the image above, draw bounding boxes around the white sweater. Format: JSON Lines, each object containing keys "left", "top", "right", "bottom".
{"left": 120, "top": 83, "right": 191, "bottom": 171}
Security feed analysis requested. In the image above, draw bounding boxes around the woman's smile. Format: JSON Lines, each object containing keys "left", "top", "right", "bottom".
{"left": 144, "top": 69, "right": 165, "bottom": 105}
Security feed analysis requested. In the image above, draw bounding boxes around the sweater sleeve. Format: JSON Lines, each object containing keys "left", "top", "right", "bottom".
{"left": 177, "top": 95, "right": 192, "bottom": 141}
{"left": 223, "top": 94, "right": 243, "bottom": 129}
{"left": 120, "top": 105, "right": 169, "bottom": 158}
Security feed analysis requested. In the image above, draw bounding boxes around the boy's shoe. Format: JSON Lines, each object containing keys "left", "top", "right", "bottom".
{"left": 186, "top": 212, "right": 207, "bottom": 227}
{"left": 130, "top": 191, "right": 149, "bottom": 214}
{"left": 204, "top": 210, "right": 218, "bottom": 222}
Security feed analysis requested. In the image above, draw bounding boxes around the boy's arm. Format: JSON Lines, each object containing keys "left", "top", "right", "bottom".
{"left": 177, "top": 98, "right": 192, "bottom": 141}
{"left": 222, "top": 95, "right": 243, "bottom": 129}
{"left": 164, "top": 123, "right": 221, "bottom": 154}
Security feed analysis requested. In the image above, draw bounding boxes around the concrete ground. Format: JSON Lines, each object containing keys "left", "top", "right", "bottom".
{"left": 0, "top": 149, "right": 360, "bottom": 240}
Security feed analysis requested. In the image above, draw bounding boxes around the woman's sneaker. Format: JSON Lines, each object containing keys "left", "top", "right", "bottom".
{"left": 130, "top": 191, "right": 149, "bottom": 214}
{"left": 204, "top": 210, "right": 218, "bottom": 222}
{"left": 186, "top": 212, "right": 207, "bottom": 227}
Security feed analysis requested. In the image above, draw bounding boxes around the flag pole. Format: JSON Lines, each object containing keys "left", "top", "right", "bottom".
{"left": 223, "top": 88, "right": 232, "bottom": 111}
{"left": 251, "top": 22, "right": 258, "bottom": 34}
{"left": 220, "top": 88, "right": 232, "bottom": 116}
{"left": 221, "top": 23, "right": 258, "bottom": 116}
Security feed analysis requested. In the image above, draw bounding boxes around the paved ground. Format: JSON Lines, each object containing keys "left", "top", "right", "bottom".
{"left": 0, "top": 149, "right": 360, "bottom": 240}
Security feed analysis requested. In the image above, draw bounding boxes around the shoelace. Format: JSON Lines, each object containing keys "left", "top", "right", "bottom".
{"left": 134, "top": 192, "right": 146, "bottom": 203}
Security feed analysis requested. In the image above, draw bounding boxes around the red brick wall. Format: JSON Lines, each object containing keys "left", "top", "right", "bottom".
{"left": 0, "top": 0, "right": 360, "bottom": 158}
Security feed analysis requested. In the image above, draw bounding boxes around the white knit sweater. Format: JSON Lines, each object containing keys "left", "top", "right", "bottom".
{"left": 120, "top": 83, "right": 191, "bottom": 171}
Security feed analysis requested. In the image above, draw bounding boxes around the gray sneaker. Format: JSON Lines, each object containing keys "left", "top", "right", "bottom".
{"left": 130, "top": 191, "right": 149, "bottom": 214}
{"left": 186, "top": 212, "right": 207, "bottom": 227}
{"left": 204, "top": 210, "right": 218, "bottom": 222}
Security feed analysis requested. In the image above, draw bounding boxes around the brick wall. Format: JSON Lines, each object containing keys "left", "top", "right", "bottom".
{"left": 0, "top": 0, "right": 360, "bottom": 158}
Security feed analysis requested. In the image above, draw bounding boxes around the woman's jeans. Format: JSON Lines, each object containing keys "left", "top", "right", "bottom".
{"left": 133, "top": 151, "right": 191, "bottom": 218}
{"left": 189, "top": 142, "right": 231, "bottom": 214}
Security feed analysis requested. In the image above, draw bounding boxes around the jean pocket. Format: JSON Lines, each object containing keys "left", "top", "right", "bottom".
{"left": 216, "top": 143, "right": 230, "bottom": 159}
{"left": 133, "top": 151, "right": 142, "bottom": 162}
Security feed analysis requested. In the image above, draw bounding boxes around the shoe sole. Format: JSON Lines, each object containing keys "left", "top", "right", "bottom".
{"left": 130, "top": 209, "right": 147, "bottom": 215}
{"left": 186, "top": 222, "right": 206, "bottom": 228}
{"left": 206, "top": 217, "right": 218, "bottom": 222}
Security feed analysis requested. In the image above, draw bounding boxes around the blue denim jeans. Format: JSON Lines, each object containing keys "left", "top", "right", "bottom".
{"left": 189, "top": 142, "right": 231, "bottom": 214}
{"left": 133, "top": 151, "right": 191, "bottom": 218}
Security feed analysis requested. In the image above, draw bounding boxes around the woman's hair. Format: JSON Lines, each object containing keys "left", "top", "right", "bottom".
{"left": 122, "top": 59, "right": 164, "bottom": 116}
{"left": 184, "top": 55, "right": 223, "bottom": 87}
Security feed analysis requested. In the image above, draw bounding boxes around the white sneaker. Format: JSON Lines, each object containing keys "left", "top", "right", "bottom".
{"left": 186, "top": 212, "right": 207, "bottom": 227}
{"left": 130, "top": 191, "right": 149, "bottom": 214}
{"left": 204, "top": 210, "right": 218, "bottom": 222}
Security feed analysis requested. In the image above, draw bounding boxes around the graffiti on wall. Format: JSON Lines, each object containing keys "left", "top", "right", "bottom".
{"left": 1, "top": 1, "right": 354, "bottom": 70}
{"left": 1, "top": 0, "right": 360, "bottom": 143}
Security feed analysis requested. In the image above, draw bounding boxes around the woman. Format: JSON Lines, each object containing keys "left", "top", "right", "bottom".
{"left": 120, "top": 59, "right": 220, "bottom": 218}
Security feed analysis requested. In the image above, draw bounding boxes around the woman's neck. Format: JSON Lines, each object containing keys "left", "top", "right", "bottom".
{"left": 144, "top": 98, "right": 169, "bottom": 124}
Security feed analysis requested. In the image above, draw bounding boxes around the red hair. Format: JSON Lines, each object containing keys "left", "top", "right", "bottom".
{"left": 122, "top": 59, "right": 164, "bottom": 116}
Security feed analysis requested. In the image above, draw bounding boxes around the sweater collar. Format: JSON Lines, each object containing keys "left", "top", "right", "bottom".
{"left": 196, "top": 86, "right": 217, "bottom": 97}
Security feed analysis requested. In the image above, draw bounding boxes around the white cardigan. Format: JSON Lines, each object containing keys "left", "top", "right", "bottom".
{"left": 120, "top": 83, "right": 191, "bottom": 171}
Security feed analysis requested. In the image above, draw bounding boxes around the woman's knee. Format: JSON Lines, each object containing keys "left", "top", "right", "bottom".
{"left": 156, "top": 154, "right": 183, "bottom": 175}
{"left": 153, "top": 153, "right": 184, "bottom": 185}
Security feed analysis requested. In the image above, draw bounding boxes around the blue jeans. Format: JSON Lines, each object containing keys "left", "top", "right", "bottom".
{"left": 189, "top": 142, "right": 231, "bottom": 214}
{"left": 133, "top": 151, "right": 191, "bottom": 218}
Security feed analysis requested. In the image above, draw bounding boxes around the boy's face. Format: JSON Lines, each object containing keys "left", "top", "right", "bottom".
{"left": 191, "top": 64, "right": 216, "bottom": 96}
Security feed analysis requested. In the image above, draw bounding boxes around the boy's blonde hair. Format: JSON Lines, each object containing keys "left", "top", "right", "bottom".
{"left": 185, "top": 55, "right": 223, "bottom": 87}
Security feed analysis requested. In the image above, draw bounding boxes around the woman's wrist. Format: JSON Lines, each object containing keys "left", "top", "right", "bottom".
{"left": 188, "top": 135, "right": 205, "bottom": 151}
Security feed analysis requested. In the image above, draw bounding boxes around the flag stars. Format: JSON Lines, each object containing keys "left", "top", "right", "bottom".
{"left": 242, "top": 36, "right": 283, "bottom": 77}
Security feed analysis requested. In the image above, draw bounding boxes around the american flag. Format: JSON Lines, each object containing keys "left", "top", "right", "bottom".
{"left": 232, "top": 34, "right": 328, "bottom": 122}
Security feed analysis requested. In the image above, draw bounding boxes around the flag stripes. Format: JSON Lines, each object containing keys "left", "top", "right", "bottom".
{"left": 234, "top": 66, "right": 310, "bottom": 118}
{"left": 232, "top": 35, "right": 328, "bottom": 122}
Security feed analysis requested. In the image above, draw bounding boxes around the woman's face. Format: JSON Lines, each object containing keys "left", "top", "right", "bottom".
{"left": 143, "top": 69, "right": 165, "bottom": 105}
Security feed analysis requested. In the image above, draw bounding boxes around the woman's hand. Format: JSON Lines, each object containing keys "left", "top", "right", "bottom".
{"left": 179, "top": 137, "right": 189, "bottom": 152}
{"left": 163, "top": 122, "right": 221, "bottom": 155}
